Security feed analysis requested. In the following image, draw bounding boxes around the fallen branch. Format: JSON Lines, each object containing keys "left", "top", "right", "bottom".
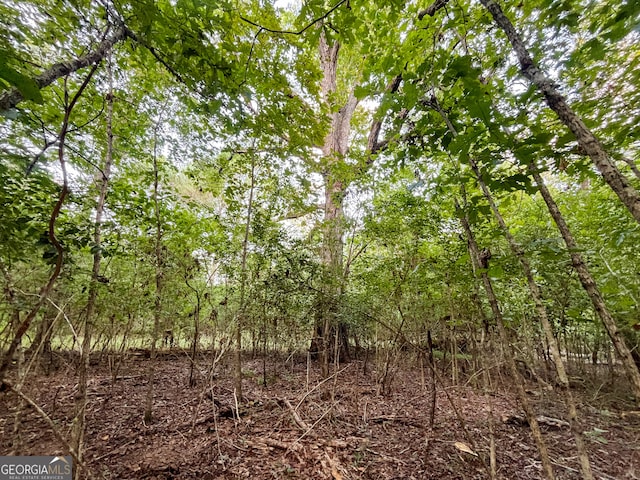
{"left": 289, "top": 399, "right": 341, "bottom": 451}
{"left": 502, "top": 413, "right": 570, "bottom": 429}
{"left": 295, "top": 363, "right": 352, "bottom": 410}
{"left": 92, "top": 437, "right": 137, "bottom": 462}
{"left": 247, "top": 436, "right": 302, "bottom": 452}
{"left": 282, "top": 398, "right": 310, "bottom": 431}
{"left": 365, "top": 448, "right": 407, "bottom": 465}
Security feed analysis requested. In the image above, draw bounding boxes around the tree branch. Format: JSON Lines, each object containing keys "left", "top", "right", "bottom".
{"left": 240, "top": 0, "right": 349, "bottom": 36}
{"left": 418, "top": 0, "right": 452, "bottom": 20}
{"left": 367, "top": 74, "right": 403, "bottom": 157}
{"left": 1, "top": 380, "right": 93, "bottom": 478}
{"left": 126, "top": 30, "right": 189, "bottom": 86}
{"left": 0, "top": 24, "right": 129, "bottom": 112}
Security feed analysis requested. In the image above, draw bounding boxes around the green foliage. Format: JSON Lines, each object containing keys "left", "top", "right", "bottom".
{"left": 0, "top": 54, "right": 43, "bottom": 105}
{"left": 0, "top": 157, "right": 58, "bottom": 263}
{"left": 1, "top": 0, "right": 639, "bottom": 364}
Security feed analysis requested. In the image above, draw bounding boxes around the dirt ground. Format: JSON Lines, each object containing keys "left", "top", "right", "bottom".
{"left": 1, "top": 352, "right": 639, "bottom": 479}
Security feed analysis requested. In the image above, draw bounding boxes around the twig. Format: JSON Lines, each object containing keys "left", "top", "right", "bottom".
{"left": 233, "top": 387, "right": 241, "bottom": 423}
{"left": 365, "top": 448, "right": 407, "bottom": 465}
{"left": 369, "top": 415, "right": 425, "bottom": 429}
{"left": 288, "top": 399, "right": 341, "bottom": 451}
{"left": 92, "top": 438, "right": 137, "bottom": 462}
{"left": 240, "top": 0, "right": 348, "bottom": 36}
{"left": 295, "top": 363, "right": 352, "bottom": 410}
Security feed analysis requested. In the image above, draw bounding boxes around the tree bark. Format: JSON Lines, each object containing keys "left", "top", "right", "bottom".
{"left": 530, "top": 163, "right": 640, "bottom": 404}
{"left": 312, "top": 32, "right": 358, "bottom": 375}
{"left": 479, "top": 0, "right": 640, "bottom": 225}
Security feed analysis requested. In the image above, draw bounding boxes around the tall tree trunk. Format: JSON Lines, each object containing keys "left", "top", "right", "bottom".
{"left": 70, "top": 56, "right": 115, "bottom": 475}
{"left": 479, "top": 0, "right": 640, "bottom": 224}
{"left": 456, "top": 195, "right": 556, "bottom": 480}
{"left": 469, "top": 158, "right": 593, "bottom": 479}
{"left": 529, "top": 163, "right": 640, "bottom": 404}
{"left": 312, "top": 33, "right": 358, "bottom": 375}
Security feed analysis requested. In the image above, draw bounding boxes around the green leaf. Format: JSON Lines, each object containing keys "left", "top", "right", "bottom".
{"left": 582, "top": 38, "right": 606, "bottom": 61}
{"left": 488, "top": 264, "right": 504, "bottom": 279}
{"left": 0, "top": 57, "right": 43, "bottom": 105}
{"left": 353, "top": 85, "right": 369, "bottom": 100}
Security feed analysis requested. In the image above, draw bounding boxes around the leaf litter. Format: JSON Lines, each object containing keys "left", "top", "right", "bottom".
{"left": 0, "top": 354, "right": 638, "bottom": 479}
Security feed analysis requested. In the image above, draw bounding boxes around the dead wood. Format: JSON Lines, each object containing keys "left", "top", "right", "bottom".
{"left": 502, "top": 413, "right": 570, "bottom": 429}
{"left": 280, "top": 397, "right": 310, "bottom": 431}
{"left": 247, "top": 436, "right": 302, "bottom": 451}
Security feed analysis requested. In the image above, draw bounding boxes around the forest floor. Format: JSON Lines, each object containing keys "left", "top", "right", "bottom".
{"left": 1, "top": 352, "right": 639, "bottom": 479}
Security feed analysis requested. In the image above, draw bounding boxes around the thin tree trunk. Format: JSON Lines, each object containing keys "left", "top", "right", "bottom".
{"left": 187, "top": 284, "right": 201, "bottom": 388}
{"left": 10, "top": 328, "right": 24, "bottom": 456}
{"left": 0, "top": 64, "right": 98, "bottom": 384}
{"left": 457, "top": 195, "right": 556, "bottom": 480}
{"left": 447, "top": 284, "right": 458, "bottom": 385}
{"left": 431, "top": 100, "right": 592, "bottom": 471}
{"left": 70, "top": 57, "right": 115, "bottom": 474}
{"left": 1, "top": 264, "right": 25, "bottom": 454}
{"left": 29, "top": 310, "right": 55, "bottom": 373}
{"left": 479, "top": 0, "right": 640, "bottom": 224}
{"left": 481, "top": 347, "right": 497, "bottom": 480}
{"left": 469, "top": 158, "right": 593, "bottom": 479}
{"left": 144, "top": 113, "right": 165, "bottom": 423}
{"left": 529, "top": 163, "right": 640, "bottom": 404}
{"left": 425, "top": 329, "right": 437, "bottom": 453}
{"left": 236, "top": 156, "right": 257, "bottom": 402}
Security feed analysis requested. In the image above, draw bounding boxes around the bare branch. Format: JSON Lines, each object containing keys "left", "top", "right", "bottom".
{"left": 240, "top": 0, "right": 349, "bottom": 36}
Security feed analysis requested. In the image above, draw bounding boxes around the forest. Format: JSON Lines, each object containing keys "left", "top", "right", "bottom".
{"left": 0, "top": 0, "right": 639, "bottom": 479}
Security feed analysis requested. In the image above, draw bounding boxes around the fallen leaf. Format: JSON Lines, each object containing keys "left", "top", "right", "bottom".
{"left": 325, "top": 451, "right": 343, "bottom": 480}
{"left": 454, "top": 441, "right": 477, "bottom": 456}
{"left": 331, "top": 465, "right": 342, "bottom": 480}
